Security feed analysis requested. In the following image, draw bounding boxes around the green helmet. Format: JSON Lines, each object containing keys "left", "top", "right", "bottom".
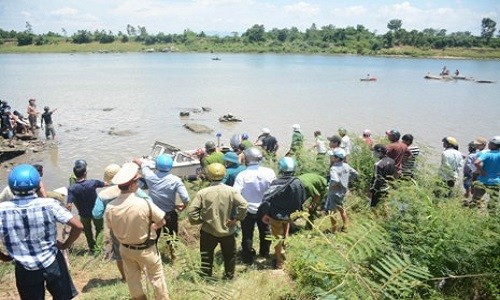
{"left": 206, "top": 163, "right": 226, "bottom": 181}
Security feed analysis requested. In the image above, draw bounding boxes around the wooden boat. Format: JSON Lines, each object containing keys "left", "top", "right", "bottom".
{"left": 146, "top": 141, "right": 202, "bottom": 177}
{"left": 424, "top": 74, "right": 453, "bottom": 81}
{"left": 360, "top": 77, "right": 377, "bottom": 82}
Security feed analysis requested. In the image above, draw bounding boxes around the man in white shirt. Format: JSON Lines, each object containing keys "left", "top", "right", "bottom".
{"left": 233, "top": 147, "right": 276, "bottom": 265}
{"left": 439, "top": 137, "right": 463, "bottom": 197}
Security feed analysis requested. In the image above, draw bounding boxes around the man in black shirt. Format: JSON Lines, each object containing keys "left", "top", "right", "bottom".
{"left": 41, "top": 106, "right": 57, "bottom": 139}
{"left": 370, "top": 144, "right": 396, "bottom": 207}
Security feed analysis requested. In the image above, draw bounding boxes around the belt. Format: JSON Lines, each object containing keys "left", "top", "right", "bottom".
{"left": 122, "top": 240, "right": 155, "bottom": 250}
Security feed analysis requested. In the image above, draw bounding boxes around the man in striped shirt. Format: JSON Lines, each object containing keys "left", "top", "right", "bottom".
{"left": 0, "top": 164, "right": 83, "bottom": 299}
{"left": 401, "top": 134, "right": 419, "bottom": 178}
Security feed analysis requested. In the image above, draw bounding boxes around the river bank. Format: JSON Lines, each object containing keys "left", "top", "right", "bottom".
{"left": 1, "top": 41, "right": 500, "bottom": 59}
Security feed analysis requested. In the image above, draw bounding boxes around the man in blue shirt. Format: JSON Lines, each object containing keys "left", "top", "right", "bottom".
{"left": 67, "top": 162, "right": 106, "bottom": 252}
{"left": 134, "top": 154, "right": 190, "bottom": 261}
{"left": 0, "top": 164, "right": 83, "bottom": 299}
{"left": 472, "top": 136, "right": 500, "bottom": 210}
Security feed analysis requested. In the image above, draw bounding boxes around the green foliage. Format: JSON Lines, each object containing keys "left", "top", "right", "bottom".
{"left": 71, "top": 30, "right": 92, "bottom": 44}
{"left": 287, "top": 215, "right": 431, "bottom": 299}
{"left": 16, "top": 32, "right": 33, "bottom": 46}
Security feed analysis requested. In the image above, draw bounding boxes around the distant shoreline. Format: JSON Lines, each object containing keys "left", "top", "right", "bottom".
{"left": 1, "top": 41, "right": 499, "bottom": 60}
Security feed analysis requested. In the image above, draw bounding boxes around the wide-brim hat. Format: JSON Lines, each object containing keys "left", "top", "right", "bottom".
{"left": 112, "top": 163, "right": 139, "bottom": 185}
{"left": 98, "top": 185, "right": 121, "bottom": 201}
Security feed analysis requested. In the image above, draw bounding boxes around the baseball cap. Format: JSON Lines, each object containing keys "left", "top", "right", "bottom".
{"left": 328, "top": 148, "right": 346, "bottom": 159}
{"left": 327, "top": 135, "right": 342, "bottom": 143}
{"left": 473, "top": 137, "right": 488, "bottom": 146}
{"left": 490, "top": 136, "right": 500, "bottom": 146}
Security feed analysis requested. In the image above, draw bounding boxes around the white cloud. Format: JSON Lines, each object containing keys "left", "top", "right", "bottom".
{"left": 50, "top": 7, "right": 79, "bottom": 17}
{"left": 284, "top": 2, "right": 319, "bottom": 16}
{"left": 21, "top": 11, "right": 31, "bottom": 18}
{"left": 331, "top": 5, "right": 368, "bottom": 18}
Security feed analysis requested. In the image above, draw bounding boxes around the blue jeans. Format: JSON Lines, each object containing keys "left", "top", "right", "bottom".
{"left": 15, "top": 250, "right": 78, "bottom": 300}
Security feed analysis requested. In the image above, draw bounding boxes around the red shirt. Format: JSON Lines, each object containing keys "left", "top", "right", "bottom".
{"left": 386, "top": 142, "right": 411, "bottom": 175}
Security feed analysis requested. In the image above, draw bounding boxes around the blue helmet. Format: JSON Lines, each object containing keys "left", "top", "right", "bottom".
{"left": 9, "top": 164, "right": 41, "bottom": 194}
{"left": 278, "top": 157, "right": 296, "bottom": 173}
{"left": 156, "top": 154, "right": 173, "bottom": 172}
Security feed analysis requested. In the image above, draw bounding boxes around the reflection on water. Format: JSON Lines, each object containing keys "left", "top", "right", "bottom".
{"left": 0, "top": 53, "right": 499, "bottom": 187}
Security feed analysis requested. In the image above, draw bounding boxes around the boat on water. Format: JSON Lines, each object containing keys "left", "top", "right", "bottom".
{"left": 360, "top": 77, "right": 377, "bottom": 82}
{"left": 212, "top": 57, "right": 221, "bottom": 61}
{"left": 145, "top": 141, "right": 202, "bottom": 177}
{"left": 424, "top": 74, "right": 454, "bottom": 81}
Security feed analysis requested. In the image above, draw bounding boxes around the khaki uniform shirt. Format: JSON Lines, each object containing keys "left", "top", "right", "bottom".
{"left": 188, "top": 184, "right": 247, "bottom": 237}
{"left": 105, "top": 192, "right": 165, "bottom": 245}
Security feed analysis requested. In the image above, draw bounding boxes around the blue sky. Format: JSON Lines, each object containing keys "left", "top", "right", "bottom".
{"left": 0, "top": 0, "right": 498, "bottom": 36}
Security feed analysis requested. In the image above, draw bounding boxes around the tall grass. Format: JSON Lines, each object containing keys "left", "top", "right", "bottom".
{"left": 1, "top": 138, "right": 499, "bottom": 299}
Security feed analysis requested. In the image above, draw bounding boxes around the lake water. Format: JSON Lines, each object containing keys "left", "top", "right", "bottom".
{"left": 0, "top": 53, "right": 499, "bottom": 189}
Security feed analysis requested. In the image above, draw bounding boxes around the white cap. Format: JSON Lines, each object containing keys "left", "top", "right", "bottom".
{"left": 112, "top": 163, "right": 139, "bottom": 185}
{"left": 262, "top": 128, "right": 271, "bottom": 134}
{"left": 292, "top": 124, "right": 301, "bottom": 131}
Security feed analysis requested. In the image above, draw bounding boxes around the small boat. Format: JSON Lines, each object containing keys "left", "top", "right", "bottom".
{"left": 424, "top": 74, "right": 453, "bottom": 81}
{"left": 219, "top": 114, "right": 242, "bottom": 122}
{"left": 476, "top": 80, "right": 495, "bottom": 84}
{"left": 179, "top": 111, "right": 190, "bottom": 117}
{"left": 360, "top": 77, "right": 377, "bottom": 82}
{"left": 212, "top": 57, "right": 221, "bottom": 61}
{"left": 146, "top": 141, "right": 202, "bottom": 177}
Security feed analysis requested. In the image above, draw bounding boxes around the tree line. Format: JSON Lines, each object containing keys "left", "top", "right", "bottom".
{"left": 0, "top": 18, "right": 498, "bottom": 54}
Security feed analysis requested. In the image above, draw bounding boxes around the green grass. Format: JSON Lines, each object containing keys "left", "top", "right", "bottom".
{"left": 1, "top": 40, "right": 500, "bottom": 59}
{"left": 0, "top": 139, "right": 499, "bottom": 299}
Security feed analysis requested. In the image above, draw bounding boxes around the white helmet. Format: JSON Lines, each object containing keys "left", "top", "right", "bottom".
{"left": 262, "top": 128, "right": 271, "bottom": 134}
{"left": 292, "top": 124, "right": 301, "bottom": 131}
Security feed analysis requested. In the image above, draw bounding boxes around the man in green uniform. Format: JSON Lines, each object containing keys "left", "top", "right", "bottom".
{"left": 202, "top": 141, "right": 225, "bottom": 167}
{"left": 188, "top": 163, "right": 248, "bottom": 279}
{"left": 298, "top": 173, "right": 328, "bottom": 229}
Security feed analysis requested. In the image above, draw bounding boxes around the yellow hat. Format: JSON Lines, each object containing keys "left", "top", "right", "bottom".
{"left": 442, "top": 137, "right": 458, "bottom": 147}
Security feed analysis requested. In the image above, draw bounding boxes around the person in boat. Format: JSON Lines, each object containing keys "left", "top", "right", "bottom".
{"left": 441, "top": 66, "right": 449, "bottom": 76}
{"left": 455, "top": 69, "right": 460, "bottom": 76}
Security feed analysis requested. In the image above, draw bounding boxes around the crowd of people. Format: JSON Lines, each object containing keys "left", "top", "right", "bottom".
{"left": 0, "top": 98, "right": 57, "bottom": 146}
{"left": 0, "top": 122, "right": 498, "bottom": 300}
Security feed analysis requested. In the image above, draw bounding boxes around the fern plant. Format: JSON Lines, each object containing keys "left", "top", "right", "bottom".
{"left": 287, "top": 212, "right": 431, "bottom": 299}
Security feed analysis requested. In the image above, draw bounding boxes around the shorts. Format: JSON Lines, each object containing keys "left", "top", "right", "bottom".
{"left": 324, "top": 193, "right": 345, "bottom": 211}
{"left": 45, "top": 124, "right": 55, "bottom": 138}
{"left": 269, "top": 218, "right": 290, "bottom": 238}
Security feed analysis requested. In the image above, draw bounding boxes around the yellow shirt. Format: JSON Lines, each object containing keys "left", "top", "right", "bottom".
{"left": 105, "top": 192, "right": 165, "bottom": 245}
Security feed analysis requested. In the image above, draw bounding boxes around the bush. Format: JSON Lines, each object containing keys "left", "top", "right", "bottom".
{"left": 16, "top": 33, "right": 33, "bottom": 46}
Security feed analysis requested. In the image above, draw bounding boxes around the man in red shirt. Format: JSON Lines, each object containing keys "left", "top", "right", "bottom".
{"left": 385, "top": 129, "right": 411, "bottom": 178}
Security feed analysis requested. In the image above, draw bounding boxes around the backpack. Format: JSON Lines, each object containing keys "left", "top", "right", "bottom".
{"left": 262, "top": 177, "right": 296, "bottom": 203}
